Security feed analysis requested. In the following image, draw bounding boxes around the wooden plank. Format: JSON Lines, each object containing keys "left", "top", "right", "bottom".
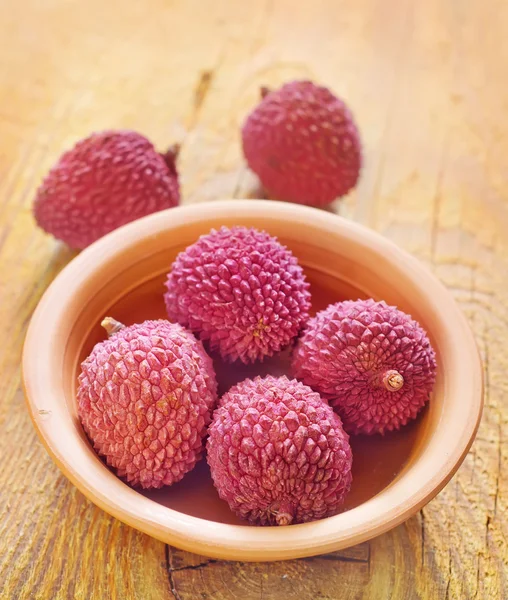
{"left": 0, "top": 0, "right": 506, "bottom": 598}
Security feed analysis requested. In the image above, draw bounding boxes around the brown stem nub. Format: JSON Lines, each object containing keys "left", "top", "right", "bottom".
{"left": 101, "top": 317, "right": 125, "bottom": 337}
{"left": 382, "top": 369, "right": 404, "bottom": 392}
{"left": 161, "top": 144, "right": 180, "bottom": 179}
{"left": 260, "top": 86, "right": 271, "bottom": 99}
{"left": 164, "top": 143, "right": 180, "bottom": 161}
{"left": 275, "top": 512, "right": 293, "bottom": 526}
{"left": 274, "top": 501, "right": 293, "bottom": 526}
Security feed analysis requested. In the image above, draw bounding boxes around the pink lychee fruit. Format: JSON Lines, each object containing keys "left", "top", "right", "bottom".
{"left": 164, "top": 226, "right": 311, "bottom": 364}
{"left": 292, "top": 299, "right": 437, "bottom": 435}
{"left": 77, "top": 317, "right": 217, "bottom": 489}
{"left": 207, "top": 375, "right": 353, "bottom": 525}
{"left": 241, "top": 80, "right": 362, "bottom": 207}
{"left": 33, "top": 130, "right": 180, "bottom": 249}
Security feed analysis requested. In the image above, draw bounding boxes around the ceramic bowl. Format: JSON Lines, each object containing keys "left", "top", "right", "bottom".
{"left": 23, "top": 200, "right": 483, "bottom": 561}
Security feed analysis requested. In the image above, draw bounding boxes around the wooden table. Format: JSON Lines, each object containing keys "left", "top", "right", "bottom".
{"left": 1, "top": 0, "right": 506, "bottom": 598}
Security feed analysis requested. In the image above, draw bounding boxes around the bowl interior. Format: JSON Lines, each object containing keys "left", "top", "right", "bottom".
{"left": 68, "top": 233, "right": 433, "bottom": 525}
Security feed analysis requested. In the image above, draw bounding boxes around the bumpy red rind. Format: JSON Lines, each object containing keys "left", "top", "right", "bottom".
{"left": 242, "top": 80, "right": 362, "bottom": 207}
{"left": 164, "top": 226, "right": 311, "bottom": 364}
{"left": 77, "top": 319, "right": 217, "bottom": 489}
{"left": 207, "top": 375, "right": 353, "bottom": 525}
{"left": 34, "top": 130, "right": 180, "bottom": 249}
{"left": 292, "top": 299, "right": 437, "bottom": 435}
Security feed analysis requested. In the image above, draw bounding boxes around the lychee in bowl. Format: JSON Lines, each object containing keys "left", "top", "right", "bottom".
{"left": 22, "top": 200, "right": 483, "bottom": 561}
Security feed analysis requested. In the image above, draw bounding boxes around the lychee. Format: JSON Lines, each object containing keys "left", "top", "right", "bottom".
{"left": 34, "top": 130, "right": 180, "bottom": 249}
{"left": 292, "top": 299, "right": 437, "bottom": 435}
{"left": 164, "top": 226, "right": 311, "bottom": 364}
{"left": 77, "top": 317, "right": 217, "bottom": 489}
{"left": 207, "top": 375, "right": 353, "bottom": 525}
{"left": 241, "top": 80, "right": 362, "bottom": 207}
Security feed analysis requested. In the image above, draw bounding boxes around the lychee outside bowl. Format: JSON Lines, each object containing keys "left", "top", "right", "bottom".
{"left": 22, "top": 200, "right": 483, "bottom": 561}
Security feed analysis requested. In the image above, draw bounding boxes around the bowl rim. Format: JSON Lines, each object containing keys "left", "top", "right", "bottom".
{"left": 22, "top": 199, "right": 483, "bottom": 561}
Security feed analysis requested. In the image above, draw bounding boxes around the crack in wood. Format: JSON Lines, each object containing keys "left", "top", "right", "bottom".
{"left": 165, "top": 545, "right": 183, "bottom": 600}
{"left": 444, "top": 549, "right": 452, "bottom": 600}
{"left": 420, "top": 510, "right": 425, "bottom": 569}
{"left": 186, "top": 44, "right": 227, "bottom": 132}
{"left": 194, "top": 71, "right": 213, "bottom": 113}
{"left": 474, "top": 553, "right": 482, "bottom": 599}
{"left": 484, "top": 341, "right": 501, "bottom": 519}
{"left": 301, "top": 554, "right": 370, "bottom": 565}
{"left": 169, "top": 559, "right": 220, "bottom": 573}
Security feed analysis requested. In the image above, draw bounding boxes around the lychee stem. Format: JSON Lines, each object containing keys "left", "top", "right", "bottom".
{"left": 101, "top": 317, "right": 125, "bottom": 337}
{"left": 260, "top": 86, "right": 271, "bottom": 99}
{"left": 164, "top": 143, "right": 180, "bottom": 161}
{"left": 274, "top": 502, "right": 294, "bottom": 526}
{"left": 275, "top": 512, "right": 293, "bottom": 526}
{"left": 382, "top": 370, "right": 404, "bottom": 392}
{"left": 161, "top": 144, "right": 180, "bottom": 177}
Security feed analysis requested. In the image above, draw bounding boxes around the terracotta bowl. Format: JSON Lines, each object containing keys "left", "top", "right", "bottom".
{"left": 23, "top": 200, "right": 483, "bottom": 561}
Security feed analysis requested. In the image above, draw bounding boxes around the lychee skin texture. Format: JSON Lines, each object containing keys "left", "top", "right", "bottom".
{"left": 242, "top": 80, "right": 362, "bottom": 207}
{"left": 207, "top": 375, "right": 353, "bottom": 526}
{"left": 77, "top": 320, "right": 218, "bottom": 489}
{"left": 34, "top": 130, "right": 180, "bottom": 249}
{"left": 292, "top": 299, "right": 437, "bottom": 435}
{"left": 164, "top": 226, "right": 311, "bottom": 364}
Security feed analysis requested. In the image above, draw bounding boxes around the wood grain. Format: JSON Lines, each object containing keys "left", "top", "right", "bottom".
{"left": 0, "top": 0, "right": 506, "bottom": 598}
